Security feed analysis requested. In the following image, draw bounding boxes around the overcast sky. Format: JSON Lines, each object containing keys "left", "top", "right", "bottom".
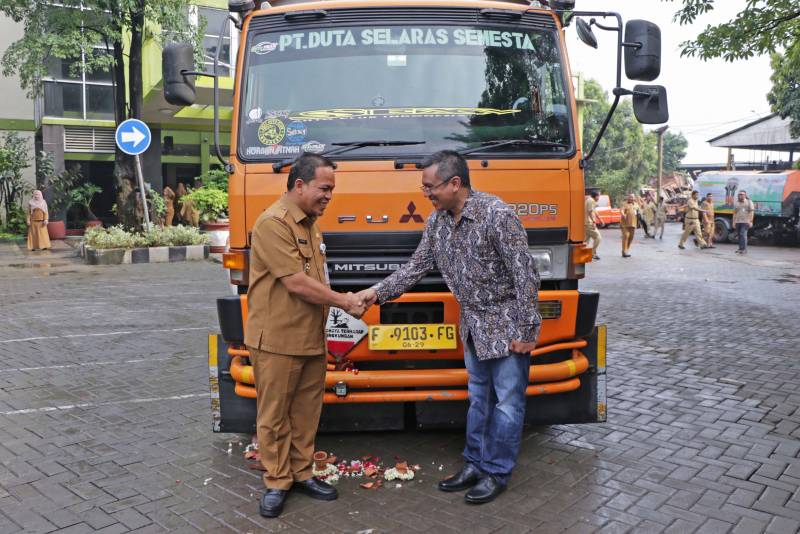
{"left": 566, "top": 0, "right": 781, "bottom": 166}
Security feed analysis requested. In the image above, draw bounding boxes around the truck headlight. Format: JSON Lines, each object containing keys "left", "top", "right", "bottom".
{"left": 528, "top": 249, "right": 553, "bottom": 278}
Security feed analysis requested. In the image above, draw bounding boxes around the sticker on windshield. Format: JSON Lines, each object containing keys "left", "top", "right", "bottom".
{"left": 302, "top": 141, "right": 325, "bottom": 154}
{"left": 247, "top": 145, "right": 301, "bottom": 157}
{"left": 267, "top": 27, "right": 539, "bottom": 53}
{"left": 285, "top": 121, "right": 307, "bottom": 145}
{"left": 248, "top": 107, "right": 263, "bottom": 123}
{"left": 288, "top": 107, "right": 520, "bottom": 122}
{"left": 258, "top": 118, "right": 286, "bottom": 145}
{"left": 387, "top": 55, "right": 407, "bottom": 67}
{"left": 251, "top": 41, "right": 278, "bottom": 55}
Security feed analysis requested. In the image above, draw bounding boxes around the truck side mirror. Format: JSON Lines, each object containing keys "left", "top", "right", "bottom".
{"left": 624, "top": 20, "right": 661, "bottom": 81}
{"left": 632, "top": 85, "right": 668, "bottom": 124}
{"left": 163, "top": 44, "right": 196, "bottom": 107}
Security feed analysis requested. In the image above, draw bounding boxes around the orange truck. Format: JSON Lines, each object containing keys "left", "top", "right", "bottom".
{"left": 163, "top": 0, "right": 667, "bottom": 432}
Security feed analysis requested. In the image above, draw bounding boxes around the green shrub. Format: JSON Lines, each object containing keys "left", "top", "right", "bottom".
{"left": 182, "top": 186, "right": 228, "bottom": 222}
{"left": 84, "top": 224, "right": 208, "bottom": 249}
{"left": 199, "top": 168, "right": 228, "bottom": 191}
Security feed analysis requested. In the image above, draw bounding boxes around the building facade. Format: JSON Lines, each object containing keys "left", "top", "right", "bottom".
{"left": 0, "top": 0, "right": 233, "bottom": 225}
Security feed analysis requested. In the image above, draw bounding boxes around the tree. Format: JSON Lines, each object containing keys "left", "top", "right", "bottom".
{"left": 0, "top": 0, "right": 203, "bottom": 225}
{"left": 581, "top": 79, "right": 657, "bottom": 202}
{"left": 0, "top": 132, "right": 32, "bottom": 227}
{"left": 662, "top": 131, "right": 688, "bottom": 175}
{"left": 668, "top": 0, "right": 800, "bottom": 137}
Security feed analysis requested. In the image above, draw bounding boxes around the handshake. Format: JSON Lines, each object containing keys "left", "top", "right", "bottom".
{"left": 340, "top": 288, "right": 379, "bottom": 319}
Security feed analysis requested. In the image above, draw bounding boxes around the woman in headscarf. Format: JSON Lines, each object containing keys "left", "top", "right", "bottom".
{"left": 26, "top": 190, "right": 51, "bottom": 251}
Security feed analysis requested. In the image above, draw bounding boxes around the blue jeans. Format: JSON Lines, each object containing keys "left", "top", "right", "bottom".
{"left": 736, "top": 223, "right": 749, "bottom": 251}
{"left": 462, "top": 335, "right": 530, "bottom": 485}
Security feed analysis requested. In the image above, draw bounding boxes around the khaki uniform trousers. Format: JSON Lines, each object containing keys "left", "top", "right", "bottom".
{"left": 679, "top": 218, "right": 707, "bottom": 247}
{"left": 585, "top": 223, "right": 601, "bottom": 254}
{"left": 653, "top": 216, "right": 666, "bottom": 239}
{"left": 249, "top": 348, "right": 327, "bottom": 490}
{"left": 703, "top": 221, "right": 714, "bottom": 245}
{"left": 620, "top": 226, "right": 635, "bottom": 254}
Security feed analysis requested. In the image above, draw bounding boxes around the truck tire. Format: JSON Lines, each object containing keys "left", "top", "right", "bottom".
{"left": 714, "top": 217, "right": 730, "bottom": 244}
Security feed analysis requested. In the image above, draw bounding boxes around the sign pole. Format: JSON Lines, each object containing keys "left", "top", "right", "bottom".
{"left": 115, "top": 118, "right": 153, "bottom": 230}
{"left": 134, "top": 154, "right": 151, "bottom": 229}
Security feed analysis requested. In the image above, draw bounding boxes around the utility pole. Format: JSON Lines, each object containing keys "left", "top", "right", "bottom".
{"left": 654, "top": 125, "right": 669, "bottom": 204}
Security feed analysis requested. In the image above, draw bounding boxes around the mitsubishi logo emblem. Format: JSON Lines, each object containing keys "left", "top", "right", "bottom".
{"left": 400, "top": 202, "right": 424, "bottom": 223}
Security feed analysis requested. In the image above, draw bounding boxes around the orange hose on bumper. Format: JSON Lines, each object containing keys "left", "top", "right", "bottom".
{"left": 234, "top": 378, "right": 581, "bottom": 402}
{"left": 229, "top": 350, "right": 588, "bottom": 389}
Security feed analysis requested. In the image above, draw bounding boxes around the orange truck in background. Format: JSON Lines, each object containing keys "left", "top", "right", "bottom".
{"left": 163, "top": 0, "right": 667, "bottom": 432}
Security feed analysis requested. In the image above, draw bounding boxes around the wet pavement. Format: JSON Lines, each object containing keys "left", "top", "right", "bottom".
{"left": 0, "top": 224, "right": 799, "bottom": 533}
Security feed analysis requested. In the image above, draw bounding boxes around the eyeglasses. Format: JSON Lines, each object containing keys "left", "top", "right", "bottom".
{"left": 420, "top": 178, "right": 453, "bottom": 194}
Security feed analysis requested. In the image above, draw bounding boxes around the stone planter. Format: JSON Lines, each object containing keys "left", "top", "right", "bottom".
{"left": 201, "top": 219, "right": 229, "bottom": 254}
{"left": 84, "top": 244, "right": 209, "bottom": 265}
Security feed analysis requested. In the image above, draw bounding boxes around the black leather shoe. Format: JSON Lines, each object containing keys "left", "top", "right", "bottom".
{"left": 465, "top": 475, "right": 506, "bottom": 504}
{"left": 260, "top": 489, "right": 288, "bottom": 518}
{"left": 438, "top": 463, "right": 482, "bottom": 492}
{"left": 294, "top": 477, "right": 338, "bottom": 501}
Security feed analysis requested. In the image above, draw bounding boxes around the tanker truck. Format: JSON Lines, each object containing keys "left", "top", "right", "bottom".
{"left": 695, "top": 170, "right": 800, "bottom": 244}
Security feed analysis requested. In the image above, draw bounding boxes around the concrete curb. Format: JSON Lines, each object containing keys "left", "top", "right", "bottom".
{"left": 83, "top": 244, "right": 209, "bottom": 265}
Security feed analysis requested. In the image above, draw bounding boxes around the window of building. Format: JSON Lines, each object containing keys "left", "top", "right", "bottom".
{"left": 192, "top": 6, "right": 237, "bottom": 77}
{"left": 42, "top": 46, "right": 114, "bottom": 120}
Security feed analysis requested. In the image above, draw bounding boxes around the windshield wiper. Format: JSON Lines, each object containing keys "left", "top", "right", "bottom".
{"left": 458, "top": 138, "right": 569, "bottom": 156}
{"left": 272, "top": 140, "right": 425, "bottom": 172}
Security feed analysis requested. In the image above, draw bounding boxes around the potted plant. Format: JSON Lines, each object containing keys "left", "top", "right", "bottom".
{"left": 66, "top": 183, "right": 103, "bottom": 233}
{"left": 182, "top": 186, "right": 228, "bottom": 252}
{"left": 183, "top": 169, "right": 229, "bottom": 253}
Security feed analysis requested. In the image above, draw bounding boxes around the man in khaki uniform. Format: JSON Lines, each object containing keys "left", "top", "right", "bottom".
{"left": 653, "top": 197, "right": 667, "bottom": 240}
{"left": 584, "top": 191, "right": 602, "bottom": 260}
{"left": 678, "top": 190, "right": 709, "bottom": 250}
{"left": 643, "top": 194, "right": 657, "bottom": 238}
{"left": 620, "top": 194, "right": 638, "bottom": 258}
{"left": 245, "top": 153, "right": 365, "bottom": 518}
{"left": 701, "top": 193, "right": 716, "bottom": 248}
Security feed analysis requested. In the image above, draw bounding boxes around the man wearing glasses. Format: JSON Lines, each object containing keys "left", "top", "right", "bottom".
{"left": 357, "top": 150, "right": 541, "bottom": 504}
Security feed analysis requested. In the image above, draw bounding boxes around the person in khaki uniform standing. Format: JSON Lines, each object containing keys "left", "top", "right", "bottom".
{"left": 643, "top": 194, "right": 657, "bottom": 238}
{"left": 620, "top": 194, "right": 638, "bottom": 258}
{"left": 245, "top": 153, "right": 366, "bottom": 518}
{"left": 701, "top": 193, "right": 716, "bottom": 248}
{"left": 652, "top": 197, "right": 667, "bottom": 240}
{"left": 679, "top": 190, "right": 709, "bottom": 250}
{"left": 584, "top": 191, "right": 602, "bottom": 260}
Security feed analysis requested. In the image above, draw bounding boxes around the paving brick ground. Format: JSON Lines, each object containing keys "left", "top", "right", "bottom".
{"left": 0, "top": 225, "right": 799, "bottom": 533}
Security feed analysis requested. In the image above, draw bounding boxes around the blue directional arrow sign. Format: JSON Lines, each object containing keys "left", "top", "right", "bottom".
{"left": 115, "top": 118, "right": 152, "bottom": 156}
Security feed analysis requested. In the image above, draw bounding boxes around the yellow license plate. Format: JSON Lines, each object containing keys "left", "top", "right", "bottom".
{"left": 368, "top": 324, "right": 458, "bottom": 351}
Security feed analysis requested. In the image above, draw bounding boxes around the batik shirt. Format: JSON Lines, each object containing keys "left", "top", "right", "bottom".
{"left": 372, "top": 190, "right": 541, "bottom": 361}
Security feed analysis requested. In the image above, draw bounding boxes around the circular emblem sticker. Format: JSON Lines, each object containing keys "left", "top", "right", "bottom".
{"left": 258, "top": 118, "right": 286, "bottom": 145}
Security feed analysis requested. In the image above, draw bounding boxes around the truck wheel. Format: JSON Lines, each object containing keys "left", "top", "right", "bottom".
{"left": 713, "top": 219, "right": 729, "bottom": 243}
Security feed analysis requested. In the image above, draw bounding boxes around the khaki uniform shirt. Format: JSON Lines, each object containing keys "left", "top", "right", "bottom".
{"left": 685, "top": 198, "right": 702, "bottom": 220}
{"left": 733, "top": 199, "right": 754, "bottom": 224}
{"left": 643, "top": 200, "right": 656, "bottom": 223}
{"left": 585, "top": 197, "right": 598, "bottom": 227}
{"left": 245, "top": 195, "right": 329, "bottom": 356}
{"left": 621, "top": 202, "right": 638, "bottom": 228}
{"left": 701, "top": 200, "right": 715, "bottom": 224}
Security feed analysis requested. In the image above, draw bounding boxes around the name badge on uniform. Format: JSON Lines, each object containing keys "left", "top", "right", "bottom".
{"left": 298, "top": 238, "right": 308, "bottom": 244}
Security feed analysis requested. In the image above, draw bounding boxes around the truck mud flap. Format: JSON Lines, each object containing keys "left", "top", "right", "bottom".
{"left": 415, "top": 325, "right": 607, "bottom": 428}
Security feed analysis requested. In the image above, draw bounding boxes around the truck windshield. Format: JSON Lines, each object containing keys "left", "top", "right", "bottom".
{"left": 239, "top": 24, "right": 573, "bottom": 161}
